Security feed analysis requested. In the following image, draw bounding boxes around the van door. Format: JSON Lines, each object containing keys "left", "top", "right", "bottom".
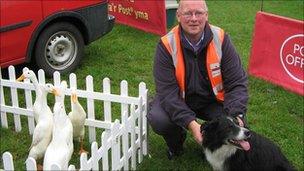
{"left": 0, "top": 1, "right": 42, "bottom": 67}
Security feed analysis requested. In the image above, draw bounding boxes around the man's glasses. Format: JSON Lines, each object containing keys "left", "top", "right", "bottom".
{"left": 181, "top": 11, "right": 207, "bottom": 19}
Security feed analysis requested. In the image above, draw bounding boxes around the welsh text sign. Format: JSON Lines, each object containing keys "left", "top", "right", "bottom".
{"left": 249, "top": 11, "right": 304, "bottom": 95}
{"left": 108, "top": 0, "right": 167, "bottom": 36}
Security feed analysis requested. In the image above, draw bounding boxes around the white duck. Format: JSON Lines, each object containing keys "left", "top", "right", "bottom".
{"left": 68, "top": 88, "right": 87, "bottom": 154}
{"left": 43, "top": 102, "right": 74, "bottom": 170}
{"left": 17, "top": 68, "right": 53, "bottom": 123}
{"left": 27, "top": 83, "right": 56, "bottom": 167}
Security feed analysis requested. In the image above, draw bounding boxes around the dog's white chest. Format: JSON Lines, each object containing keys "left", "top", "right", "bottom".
{"left": 204, "top": 145, "right": 237, "bottom": 171}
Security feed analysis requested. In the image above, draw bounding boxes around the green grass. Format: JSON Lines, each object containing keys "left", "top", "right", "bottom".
{"left": 1, "top": 1, "right": 303, "bottom": 170}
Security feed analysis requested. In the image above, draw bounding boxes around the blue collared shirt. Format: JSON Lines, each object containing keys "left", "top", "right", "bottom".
{"left": 183, "top": 32, "right": 205, "bottom": 53}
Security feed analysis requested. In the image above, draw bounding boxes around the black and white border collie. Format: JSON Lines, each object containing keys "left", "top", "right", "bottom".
{"left": 201, "top": 116, "right": 295, "bottom": 171}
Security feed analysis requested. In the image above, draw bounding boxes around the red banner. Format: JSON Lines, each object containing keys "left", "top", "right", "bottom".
{"left": 249, "top": 11, "right": 304, "bottom": 95}
{"left": 108, "top": 0, "right": 167, "bottom": 36}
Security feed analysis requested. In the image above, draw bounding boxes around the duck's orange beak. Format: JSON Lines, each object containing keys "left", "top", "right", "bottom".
{"left": 16, "top": 74, "right": 25, "bottom": 82}
{"left": 52, "top": 88, "right": 60, "bottom": 96}
{"left": 71, "top": 93, "right": 77, "bottom": 103}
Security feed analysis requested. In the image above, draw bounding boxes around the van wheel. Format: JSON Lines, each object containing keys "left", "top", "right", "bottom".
{"left": 34, "top": 22, "right": 84, "bottom": 77}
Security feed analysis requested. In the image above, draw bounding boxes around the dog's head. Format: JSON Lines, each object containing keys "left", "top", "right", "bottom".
{"left": 201, "top": 116, "right": 251, "bottom": 151}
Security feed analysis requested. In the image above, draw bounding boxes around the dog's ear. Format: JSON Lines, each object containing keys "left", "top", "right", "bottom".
{"left": 201, "top": 120, "right": 219, "bottom": 133}
{"left": 232, "top": 115, "right": 249, "bottom": 128}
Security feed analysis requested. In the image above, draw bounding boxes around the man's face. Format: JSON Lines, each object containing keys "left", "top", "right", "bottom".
{"left": 177, "top": 0, "right": 208, "bottom": 40}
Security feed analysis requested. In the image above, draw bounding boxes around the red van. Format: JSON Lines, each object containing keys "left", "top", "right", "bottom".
{"left": 0, "top": 0, "right": 115, "bottom": 76}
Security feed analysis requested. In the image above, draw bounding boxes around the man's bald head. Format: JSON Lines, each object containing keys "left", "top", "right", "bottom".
{"left": 178, "top": 0, "right": 208, "bottom": 12}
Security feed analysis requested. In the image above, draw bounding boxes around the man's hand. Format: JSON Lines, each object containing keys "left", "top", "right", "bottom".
{"left": 188, "top": 120, "right": 203, "bottom": 145}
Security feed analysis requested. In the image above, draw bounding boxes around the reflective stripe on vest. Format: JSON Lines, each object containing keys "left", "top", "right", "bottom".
{"left": 161, "top": 24, "right": 225, "bottom": 101}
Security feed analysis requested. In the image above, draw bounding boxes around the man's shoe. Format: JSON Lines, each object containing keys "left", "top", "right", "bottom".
{"left": 167, "top": 148, "right": 184, "bottom": 160}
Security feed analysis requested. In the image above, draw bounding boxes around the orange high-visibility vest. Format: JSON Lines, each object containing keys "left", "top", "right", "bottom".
{"left": 161, "top": 24, "right": 225, "bottom": 102}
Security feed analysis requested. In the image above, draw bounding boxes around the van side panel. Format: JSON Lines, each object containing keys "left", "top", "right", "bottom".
{"left": 0, "top": 0, "right": 114, "bottom": 69}
{"left": 0, "top": 1, "right": 42, "bottom": 67}
{"left": 42, "top": 0, "right": 110, "bottom": 43}
{"left": 41, "top": 0, "right": 104, "bottom": 17}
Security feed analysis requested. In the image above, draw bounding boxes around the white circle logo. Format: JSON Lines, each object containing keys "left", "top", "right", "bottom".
{"left": 280, "top": 34, "right": 304, "bottom": 84}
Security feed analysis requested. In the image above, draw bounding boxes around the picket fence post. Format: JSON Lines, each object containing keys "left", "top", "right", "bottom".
{"left": 69, "top": 73, "right": 77, "bottom": 104}
{"left": 0, "top": 68, "right": 8, "bottom": 128}
{"left": 101, "top": 130, "right": 111, "bottom": 170}
{"left": 139, "top": 82, "right": 148, "bottom": 155}
{"left": 111, "top": 120, "right": 120, "bottom": 170}
{"left": 23, "top": 67, "right": 35, "bottom": 135}
{"left": 68, "top": 165, "right": 76, "bottom": 170}
{"left": 25, "top": 157, "right": 37, "bottom": 170}
{"left": 53, "top": 71, "right": 61, "bottom": 103}
{"left": 91, "top": 141, "right": 99, "bottom": 170}
{"left": 0, "top": 66, "right": 148, "bottom": 171}
{"left": 9, "top": 66, "right": 21, "bottom": 132}
{"left": 121, "top": 80, "right": 129, "bottom": 170}
{"left": 130, "top": 104, "right": 136, "bottom": 170}
{"left": 2, "top": 152, "right": 14, "bottom": 171}
{"left": 86, "top": 75, "right": 96, "bottom": 142}
{"left": 122, "top": 110, "right": 129, "bottom": 170}
{"left": 103, "top": 78, "right": 112, "bottom": 126}
{"left": 38, "top": 69, "right": 46, "bottom": 85}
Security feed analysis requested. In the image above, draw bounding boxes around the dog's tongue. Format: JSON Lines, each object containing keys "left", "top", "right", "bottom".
{"left": 239, "top": 140, "right": 250, "bottom": 151}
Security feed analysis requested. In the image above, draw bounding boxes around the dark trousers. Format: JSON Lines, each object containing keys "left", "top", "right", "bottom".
{"left": 147, "top": 96, "right": 225, "bottom": 152}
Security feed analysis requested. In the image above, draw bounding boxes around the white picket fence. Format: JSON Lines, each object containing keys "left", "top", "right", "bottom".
{"left": 0, "top": 66, "right": 149, "bottom": 170}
